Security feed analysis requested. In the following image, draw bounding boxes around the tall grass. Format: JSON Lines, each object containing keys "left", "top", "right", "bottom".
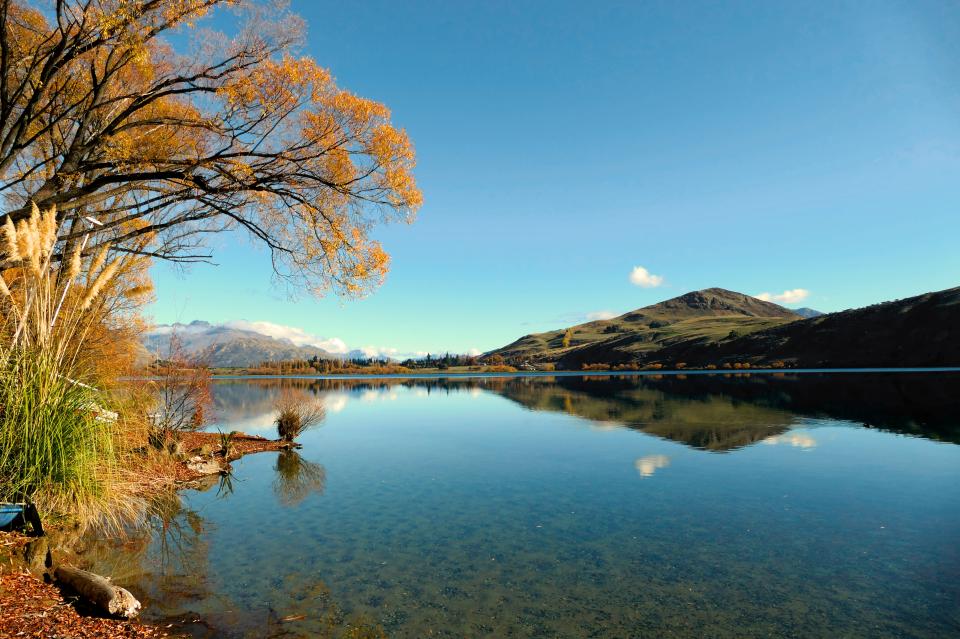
{"left": 0, "top": 349, "right": 116, "bottom": 517}
{"left": 0, "top": 202, "right": 149, "bottom": 529}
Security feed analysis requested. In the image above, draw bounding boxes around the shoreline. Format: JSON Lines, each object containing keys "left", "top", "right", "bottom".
{"left": 0, "top": 432, "right": 291, "bottom": 638}
{"left": 202, "top": 366, "right": 960, "bottom": 381}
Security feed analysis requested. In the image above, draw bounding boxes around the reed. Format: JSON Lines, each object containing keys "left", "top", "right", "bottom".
{"left": 0, "top": 202, "right": 148, "bottom": 529}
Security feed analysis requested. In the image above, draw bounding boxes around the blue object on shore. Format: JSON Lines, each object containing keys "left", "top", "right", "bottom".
{"left": 0, "top": 503, "right": 25, "bottom": 527}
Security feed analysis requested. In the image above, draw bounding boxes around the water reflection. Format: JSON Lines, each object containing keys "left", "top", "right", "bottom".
{"left": 635, "top": 454, "right": 671, "bottom": 478}
{"left": 210, "top": 372, "right": 960, "bottom": 449}
{"left": 762, "top": 431, "right": 817, "bottom": 449}
{"left": 100, "top": 373, "right": 960, "bottom": 638}
{"left": 273, "top": 450, "right": 326, "bottom": 507}
{"left": 69, "top": 484, "right": 215, "bottom": 616}
{"left": 75, "top": 471, "right": 383, "bottom": 638}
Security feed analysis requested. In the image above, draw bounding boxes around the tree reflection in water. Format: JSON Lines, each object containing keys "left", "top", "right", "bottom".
{"left": 273, "top": 449, "right": 327, "bottom": 507}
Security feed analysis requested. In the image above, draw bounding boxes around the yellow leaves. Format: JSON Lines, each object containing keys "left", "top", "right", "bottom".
{"left": 105, "top": 93, "right": 205, "bottom": 167}
{"left": 328, "top": 91, "right": 390, "bottom": 135}
{"left": 8, "top": 1, "right": 422, "bottom": 302}
{"left": 369, "top": 124, "right": 415, "bottom": 163}
{"left": 322, "top": 147, "right": 356, "bottom": 187}
{"left": 158, "top": 0, "right": 217, "bottom": 29}
{"left": 219, "top": 56, "right": 333, "bottom": 115}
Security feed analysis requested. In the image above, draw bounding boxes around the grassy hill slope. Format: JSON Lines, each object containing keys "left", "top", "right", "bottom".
{"left": 646, "top": 286, "right": 960, "bottom": 368}
{"left": 489, "top": 288, "right": 800, "bottom": 364}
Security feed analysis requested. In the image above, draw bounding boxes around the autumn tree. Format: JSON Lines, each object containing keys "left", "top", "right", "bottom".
{"left": 0, "top": 0, "right": 421, "bottom": 296}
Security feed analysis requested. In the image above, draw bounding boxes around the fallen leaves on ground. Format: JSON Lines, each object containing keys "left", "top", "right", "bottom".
{"left": 0, "top": 571, "right": 179, "bottom": 638}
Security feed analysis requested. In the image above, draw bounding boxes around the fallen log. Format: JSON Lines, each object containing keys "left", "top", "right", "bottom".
{"left": 53, "top": 565, "right": 141, "bottom": 619}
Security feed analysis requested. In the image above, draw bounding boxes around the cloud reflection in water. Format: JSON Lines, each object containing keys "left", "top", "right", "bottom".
{"left": 635, "top": 454, "right": 671, "bottom": 478}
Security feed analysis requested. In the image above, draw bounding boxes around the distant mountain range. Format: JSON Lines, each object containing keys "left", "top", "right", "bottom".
{"left": 487, "top": 286, "right": 959, "bottom": 368}
{"left": 146, "top": 287, "right": 957, "bottom": 371}
{"left": 143, "top": 321, "right": 341, "bottom": 368}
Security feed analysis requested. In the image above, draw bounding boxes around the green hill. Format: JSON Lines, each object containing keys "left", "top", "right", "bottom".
{"left": 488, "top": 288, "right": 800, "bottom": 364}
{"left": 648, "top": 285, "right": 960, "bottom": 368}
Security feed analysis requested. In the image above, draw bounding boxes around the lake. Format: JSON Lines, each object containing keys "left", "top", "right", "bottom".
{"left": 83, "top": 372, "right": 960, "bottom": 638}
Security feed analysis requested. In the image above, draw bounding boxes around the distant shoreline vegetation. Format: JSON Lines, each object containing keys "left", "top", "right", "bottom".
{"left": 191, "top": 366, "right": 960, "bottom": 380}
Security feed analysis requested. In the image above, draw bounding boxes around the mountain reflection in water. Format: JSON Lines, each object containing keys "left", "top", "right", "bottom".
{"left": 209, "top": 372, "right": 960, "bottom": 450}
{"left": 75, "top": 372, "right": 960, "bottom": 638}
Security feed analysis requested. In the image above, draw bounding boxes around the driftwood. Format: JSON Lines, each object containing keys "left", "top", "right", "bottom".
{"left": 53, "top": 565, "right": 141, "bottom": 619}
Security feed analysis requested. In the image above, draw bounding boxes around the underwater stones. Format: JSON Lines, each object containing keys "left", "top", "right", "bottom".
{"left": 185, "top": 455, "right": 224, "bottom": 476}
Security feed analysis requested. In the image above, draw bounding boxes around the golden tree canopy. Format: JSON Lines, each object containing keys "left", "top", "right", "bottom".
{"left": 0, "top": 0, "right": 421, "bottom": 296}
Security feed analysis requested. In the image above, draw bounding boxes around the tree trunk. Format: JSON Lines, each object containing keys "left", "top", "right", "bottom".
{"left": 53, "top": 565, "right": 141, "bottom": 618}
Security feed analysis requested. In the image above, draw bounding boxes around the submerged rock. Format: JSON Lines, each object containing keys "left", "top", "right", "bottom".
{"left": 185, "top": 455, "right": 224, "bottom": 476}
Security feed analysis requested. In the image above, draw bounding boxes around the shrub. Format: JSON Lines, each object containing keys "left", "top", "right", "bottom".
{"left": 218, "top": 430, "right": 236, "bottom": 458}
{"left": 274, "top": 389, "right": 326, "bottom": 442}
{"left": 148, "top": 335, "right": 213, "bottom": 447}
{"left": 581, "top": 363, "right": 611, "bottom": 371}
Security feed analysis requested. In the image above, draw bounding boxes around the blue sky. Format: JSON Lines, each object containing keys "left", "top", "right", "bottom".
{"left": 148, "top": 0, "right": 960, "bottom": 357}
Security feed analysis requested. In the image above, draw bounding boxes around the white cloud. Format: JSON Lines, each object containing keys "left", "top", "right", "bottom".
{"left": 754, "top": 288, "right": 810, "bottom": 304}
{"left": 467, "top": 348, "right": 482, "bottom": 357}
{"left": 224, "top": 319, "right": 349, "bottom": 354}
{"left": 354, "top": 345, "right": 400, "bottom": 359}
{"left": 586, "top": 310, "right": 617, "bottom": 321}
{"left": 629, "top": 266, "right": 664, "bottom": 288}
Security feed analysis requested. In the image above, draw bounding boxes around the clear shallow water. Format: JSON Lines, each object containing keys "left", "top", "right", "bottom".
{"left": 83, "top": 374, "right": 960, "bottom": 638}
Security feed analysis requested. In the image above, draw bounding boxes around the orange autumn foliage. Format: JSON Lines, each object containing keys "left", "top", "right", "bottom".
{"left": 1, "top": 1, "right": 421, "bottom": 298}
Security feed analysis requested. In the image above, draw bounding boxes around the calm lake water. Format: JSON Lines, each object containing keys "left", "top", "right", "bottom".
{"left": 84, "top": 373, "right": 960, "bottom": 638}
